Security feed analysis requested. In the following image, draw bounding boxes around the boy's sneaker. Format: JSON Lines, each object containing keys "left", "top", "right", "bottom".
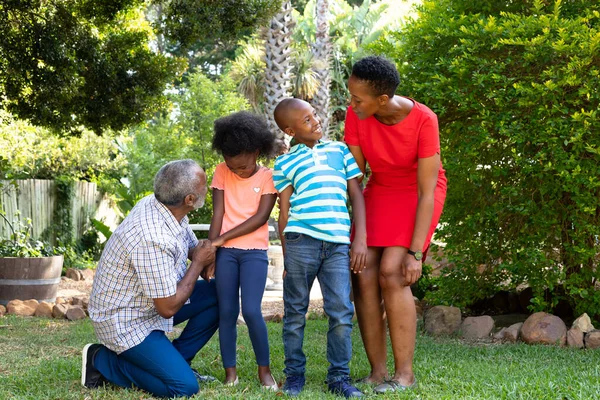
{"left": 81, "top": 343, "right": 106, "bottom": 389}
{"left": 328, "top": 377, "right": 364, "bottom": 398}
{"left": 283, "top": 375, "right": 305, "bottom": 396}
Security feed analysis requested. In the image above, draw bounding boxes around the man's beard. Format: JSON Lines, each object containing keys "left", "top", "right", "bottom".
{"left": 193, "top": 196, "right": 205, "bottom": 210}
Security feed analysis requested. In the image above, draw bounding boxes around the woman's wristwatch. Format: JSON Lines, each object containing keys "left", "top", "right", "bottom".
{"left": 407, "top": 249, "right": 423, "bottom": 261}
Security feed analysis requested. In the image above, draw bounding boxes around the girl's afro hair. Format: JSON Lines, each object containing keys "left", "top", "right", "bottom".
{"left": 212, "top": 111, "right": 276, "bottom": 158}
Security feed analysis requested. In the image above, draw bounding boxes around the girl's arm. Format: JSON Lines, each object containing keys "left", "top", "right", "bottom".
{"left": 212, "top": 193, "right": 277, "bottom": 247}
{"left": 403, "top": 153, "right": 440, "bottom": 285}
{"left": 208, "top": 188, "right": 224, "bottom": 242}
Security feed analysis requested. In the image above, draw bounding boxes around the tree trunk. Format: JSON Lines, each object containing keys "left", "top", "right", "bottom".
{"left": 263, "top": 0, "right": 295, "bottom": 142}
{"left": 311, "top": 0, "right": 332, "bottom": 137}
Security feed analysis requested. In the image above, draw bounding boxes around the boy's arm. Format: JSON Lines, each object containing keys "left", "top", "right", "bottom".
{"left": 277, "top": 186, "right": 293, "bottom": 256}
{"left": 347, "top": 178, "right": 367, "bottom": 273}
{"left": 347, "top": 145, "right": 366, "bottom": 183}
{"left": 212, "top": 194, "right": 277, "bottom": 247}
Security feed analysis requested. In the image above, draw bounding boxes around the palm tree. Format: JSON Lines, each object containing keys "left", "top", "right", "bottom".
{"left": 290, "top": 49, "right": 319, "bottom": 101}
{"left": 311, "top": 0, "right": 332, "bottom": 136}
{"left": 263, "top": 0, "right": 295, "bottom": 139}
{"left": 230, "top": 41, "right": 266, "bottom": 113}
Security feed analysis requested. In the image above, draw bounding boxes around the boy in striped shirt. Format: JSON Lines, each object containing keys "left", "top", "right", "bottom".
{"left": 273, "top": 98, "right": 367, "bottom": 398}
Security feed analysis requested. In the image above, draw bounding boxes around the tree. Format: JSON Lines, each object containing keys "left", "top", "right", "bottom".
{"left": 263, "top": 0, "right": 295, "bottom": 138}
{"left": 371, "top": 0, "right": 600, "bottom": 317}
{"left": 0, "top": 0, "right": 183, "bottom": 134}
{"left": 311, "top": 0, "right": 332, "bottom": 134}
{"left": 124, "top": 71, "right": 249, "bottom": 224}
{"left": 150, "top": 0, "right": 281, "bottom": 78}
{"left": 0, "top": 0, "right": 281, "bottom": 134}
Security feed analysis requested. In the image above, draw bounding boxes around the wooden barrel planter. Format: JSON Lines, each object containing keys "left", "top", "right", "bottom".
{"left": 0, "top": 255, "right": 64, "bottom": 305}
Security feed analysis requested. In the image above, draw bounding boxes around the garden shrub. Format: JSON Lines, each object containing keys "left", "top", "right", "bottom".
{"left": 370, "top": 0, "right": 600, "bottom": 318}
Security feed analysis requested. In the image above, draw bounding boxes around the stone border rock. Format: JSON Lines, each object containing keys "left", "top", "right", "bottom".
{"left": 422, "top": 304, "right": 600, "bottom": 350}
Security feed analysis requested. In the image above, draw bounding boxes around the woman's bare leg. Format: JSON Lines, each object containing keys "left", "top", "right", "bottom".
{"left": 379, "top": 247, "right": 416, "bottom": 386}
{"left": 352, "top": 247, "right": 388, "bottom": 384}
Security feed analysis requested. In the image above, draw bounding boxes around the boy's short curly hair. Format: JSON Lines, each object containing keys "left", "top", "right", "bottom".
{"left": 351, "top": 56, "right": 400, "bottom": 97}
{"left": 212, "top": 111, "right": 275, "bottom": 158}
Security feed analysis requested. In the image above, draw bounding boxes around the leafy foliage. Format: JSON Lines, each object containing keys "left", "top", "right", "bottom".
{"left": 153, "top": 0, "right": 281, "bottom": 78}
{"left": 0, "top": 112, "right": 127, "bottom": 187}
{"left": 0, "top": 213, "right": 55, "bottom": 257}
{"left": 371, "top": 0, "right": 600, "bottom": 317}
{"left": 0, "top": 1, "right": 184, "bottom": 133}
{"left": 124, "top": 71, "right": 249, "bottom": 224}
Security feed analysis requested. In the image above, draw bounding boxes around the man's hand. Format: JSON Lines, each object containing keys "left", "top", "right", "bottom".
{"left": 193, "top": 240, "right": 216, "bottom": 267}
{"left": 200, "top": 262, "right": 216, "bottom": 281}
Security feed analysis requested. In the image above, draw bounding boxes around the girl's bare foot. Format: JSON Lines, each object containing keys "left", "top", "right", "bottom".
{"left": 224, "top": 367, "right": 238, "bottom": 385}
{"left": 258, "top": 365, "right": 278, "bottom": 389}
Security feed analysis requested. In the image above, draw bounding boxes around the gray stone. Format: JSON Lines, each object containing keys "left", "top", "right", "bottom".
{"left": 504, "top": 322, "right": 523, "bottom": 343}
{"left": 80, "top": 269, "right": 95, "bottom": 281}
{"left": 424, "top": 305, "right": 461, "bottom": 336}
{"left": 493, "top": 327, "right": 507, "bottom": 341}
{"left": 52, "top": 303, "right": 69, "bottom": 319}
{"left": 572, "top": 313, "right": 595, "bottom": 333}
{"left": 521, "top": 312, "right": 566, "bottom": 346}
{"left": 71, "top": 295, "right": 89, "bottom": 310}
{"left": 567, "top": 327, "right": 584, "bottom": 349}
{"left": 584, "top": 330, "right": 600, "bottom": 349}
{"left": 66, "top": 268, "right": 83, "bottom": 281}
{"left": 34, "top": 302, "right": 54, "bottom": 318}
{"left": 55, "top": 297, "right": 67, "bottom": 305}
{"left": 264, "top": 313, "right": 283, "bottom": 323}
{"left": 66, "top": 305, "right": 87, "bottom": 321}
{"left": 461, "top": 315, "right": 495, "bottom": 340}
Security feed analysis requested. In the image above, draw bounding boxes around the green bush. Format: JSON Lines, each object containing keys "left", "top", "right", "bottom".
{"left": 0, "top": 112, "right": 127, "bottom": 189}
{"left": 0, "top": 213, "right": 55, "bottom": 257}
{"left": 370, "top": 1, "right": 600, "bottom": 317}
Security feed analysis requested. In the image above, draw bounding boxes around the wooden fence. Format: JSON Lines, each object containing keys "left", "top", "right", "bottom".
{"left": 0, "top": 180, "right": 120, "bottom": 241}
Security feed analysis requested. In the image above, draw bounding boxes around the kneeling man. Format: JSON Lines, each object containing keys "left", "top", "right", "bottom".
{"left": 83, "top": 159, "right": 219, "bottom": 398}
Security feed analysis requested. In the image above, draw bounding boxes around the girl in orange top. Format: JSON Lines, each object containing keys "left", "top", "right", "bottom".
{"left": 208, "top": 111, "right": 278, "bottom": 389}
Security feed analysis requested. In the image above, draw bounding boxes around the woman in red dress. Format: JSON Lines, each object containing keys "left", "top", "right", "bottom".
{"left": 344, "top": 56, "right": 446, "bottom": 393}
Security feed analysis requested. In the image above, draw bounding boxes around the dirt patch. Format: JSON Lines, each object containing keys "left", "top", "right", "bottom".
{"left": 57, "top": 276, "right": 324, "bottom": 317}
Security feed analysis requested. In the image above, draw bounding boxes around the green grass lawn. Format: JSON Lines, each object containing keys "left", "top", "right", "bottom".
{"left": 1, "top": 315, "right": 599, "bottom": 399}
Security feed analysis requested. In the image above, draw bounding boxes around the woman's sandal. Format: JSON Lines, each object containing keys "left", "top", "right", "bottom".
{"left": 373, "top": 378, "right": 417, "bottom": 394}
{"left": 354, "top": 376, "right": 387, "bottom": 385}
{"left": 261, "top": 373, "right": 279, "bottom": 391}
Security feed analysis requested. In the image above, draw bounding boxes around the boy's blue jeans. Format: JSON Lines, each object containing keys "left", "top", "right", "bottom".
{"left": 282, "top": 232, "right": 354, "bottom": 383}
{"left": 94, "top": 279, "right": 219, "bottom": 398}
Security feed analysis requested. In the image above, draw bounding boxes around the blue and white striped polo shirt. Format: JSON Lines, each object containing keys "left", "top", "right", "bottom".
{"left": 273, "top": 140, "right": 362, "bottom": 244}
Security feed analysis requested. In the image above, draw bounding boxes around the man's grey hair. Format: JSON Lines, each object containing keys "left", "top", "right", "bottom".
{"left": 154, "top": 159, "right": 203, "bottom": 206}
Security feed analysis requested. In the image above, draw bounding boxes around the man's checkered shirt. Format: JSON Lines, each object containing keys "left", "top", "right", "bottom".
{"left": 88, "top": 194, "right": 199, "bottom": 354}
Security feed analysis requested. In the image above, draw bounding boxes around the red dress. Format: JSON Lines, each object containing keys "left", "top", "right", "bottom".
{"left": 344, "top": 100, "right": 447, "bottom": 250}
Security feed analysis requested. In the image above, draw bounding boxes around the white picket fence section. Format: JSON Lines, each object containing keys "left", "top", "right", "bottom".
{"left": 0, "top": 180, "right": 120, "bottom": 241}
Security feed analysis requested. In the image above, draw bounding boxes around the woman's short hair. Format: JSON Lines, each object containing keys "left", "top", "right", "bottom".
{"left": 351, "top": 56, "right": 400, "bottom": 97}
{"left": 154, "top": 159, "right": 203, "bottom": 206}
